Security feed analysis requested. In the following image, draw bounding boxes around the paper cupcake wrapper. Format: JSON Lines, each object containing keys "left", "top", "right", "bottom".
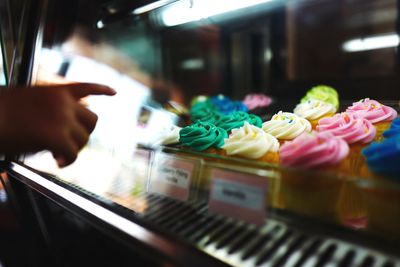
{"left": 337, "top": 180, "right": 366, "bottom": 222}
{"left": 340, "top": 143, "right": 367, "bottom": 177}
{"left": 374, "top": 121, "right": 391, "bottom": 141}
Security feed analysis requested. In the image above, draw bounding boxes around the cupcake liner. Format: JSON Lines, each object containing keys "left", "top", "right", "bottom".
{"left": 374, "top": 121, "right": 391, "bottom": 141}
{"left": 341, "top": 143, "right": 367, "bottom": 177}
{"left": 260, "top": 152, "right": 279, "bottom": 164}
{"left": 337, "top": 179, "right": 367, "bottom": 223}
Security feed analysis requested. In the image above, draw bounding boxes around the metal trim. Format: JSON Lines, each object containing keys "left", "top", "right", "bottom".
{"left": 8, "top": 162, "right": 227, "bottom": 267}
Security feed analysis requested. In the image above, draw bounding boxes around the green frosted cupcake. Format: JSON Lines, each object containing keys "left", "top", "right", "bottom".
{"left": 179, "top": 121, "right": 228, "bottom": 152}
{"left": 215, "top": 111, "right": 262, "bottom": 132}
{"left": 301, "top": 85, "right": 339, "bottom": 110}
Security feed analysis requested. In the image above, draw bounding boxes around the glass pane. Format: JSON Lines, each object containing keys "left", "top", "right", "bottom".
{"left": 24, "top": 0, "right": 400, "bottom": 246}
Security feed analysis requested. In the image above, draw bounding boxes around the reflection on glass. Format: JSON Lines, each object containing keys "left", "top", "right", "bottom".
{"left": 0, "top": 42, "right": 5, "bottom": 85}
{"left": 342, "top": 33, "right": 400, "bottom": 52}
{"left": 160, "top": 0, "right": 273, "bottom": 27}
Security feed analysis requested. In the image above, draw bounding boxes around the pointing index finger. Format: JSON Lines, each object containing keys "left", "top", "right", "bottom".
{"left": 65, "top": 83, "right": 116, "bottom": 99}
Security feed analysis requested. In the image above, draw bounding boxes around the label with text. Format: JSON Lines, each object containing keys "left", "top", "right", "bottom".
{"left": 209, "top": 169, "right": 268, "bottom": 226}
{"left": 149, "top": 154, "right": 196, "bottom": 201}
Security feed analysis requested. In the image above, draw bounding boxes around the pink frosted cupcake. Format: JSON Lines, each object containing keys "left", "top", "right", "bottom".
{"left": 279, "top": 132, "right": 349, "bottom": 219}
{"left": 346, "top": 98, "right": 397, "bottom": 141}
{"left": 316, "top": 112, "right": 376, "bottom": 224}
{"left": 242, "top": 93, "right": 273, "bottom": 118}
{"left": 316, "top": 112, "right": 376, "bottom": 176}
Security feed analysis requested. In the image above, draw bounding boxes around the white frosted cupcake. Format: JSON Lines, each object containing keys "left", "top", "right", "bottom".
{"left": 294, "top": 99, "right": 337, "bottom": 129}
{"left": 222, "top": 122, "right": 279, "bottom": 163}
{"left": 152, "top": 125, "right": 181, "bottom": 146}
{"left": 262, "top": 111, "right": 312, "bottom": 145}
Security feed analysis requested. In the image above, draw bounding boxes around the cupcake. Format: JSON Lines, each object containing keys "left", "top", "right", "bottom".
{"left": 152, "top": 125, "right": 181, "bottom": 147}
{"left": 211, "top": 94, "right": 248, "bottom": 115}
{"left": 294, "top": 99, "right": 337, "bottom": 129}
{"left": 179, "top": 121, "right": 227, "bottom": 153}
{"left": 301, "top": 85, "right": 339, "bottom": 110}
{"left": 383, "top": 117, "right": 400, "bottom": 139}
{"left": 242, "top": 93, "right": 273, "bottom": 116}
{"left": 189, "top": 101, "right": 221, "bottom": 124}
{"left": 279, "top": 132, "right": 349, "bottom": 220}
{"left": 215, "top": 111, "right": 262, "bottom": 132}
{"left": 316, "top": 112, "right": 376, "bottom": 176}
{"left": 222, "top": 122, "right": 279, "bottom": 163}
{"left": 361, "top": 136, "right": 400, "bottom": 235}
{"left": 262, "top": 111, "right": 312, "bottom": 144}
{"left": 362, "top": 136, "right": 400, "bottom": 179}
{"left": 346, "top": 98, "right": 397, "bottom": 140}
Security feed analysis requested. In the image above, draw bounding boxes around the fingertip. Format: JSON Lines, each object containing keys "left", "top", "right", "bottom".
{"left": 55, "top": 157, "right": 67, "bottom": 168}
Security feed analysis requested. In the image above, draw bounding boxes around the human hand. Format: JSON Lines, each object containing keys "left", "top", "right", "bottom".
{"left": 0, "top": 83, "right": 116, "bottom": 167}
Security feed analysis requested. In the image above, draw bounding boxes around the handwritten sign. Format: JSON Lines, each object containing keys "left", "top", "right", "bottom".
{"left": 209, "top": 169, "right": 268, "bottom": 226}
{"left": 149, "top": 154, "right": 196, "bottom": 201}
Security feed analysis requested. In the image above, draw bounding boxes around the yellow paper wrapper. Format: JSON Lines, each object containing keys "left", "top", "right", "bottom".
{"left": 374, "top": 121, "right": 391, "bottom": 141}
{"left": 337, "top": 179, "right": 366, "bottom": 223}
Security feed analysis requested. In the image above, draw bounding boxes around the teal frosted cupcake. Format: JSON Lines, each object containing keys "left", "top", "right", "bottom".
{"left": 189, "top": 101, "right": 221, "bottom": 124}
{"left": 179, "top": 121, "right": 228, "bottom": 153}
{"left": 215, "top": 111, "right": 262, "bottom": 132}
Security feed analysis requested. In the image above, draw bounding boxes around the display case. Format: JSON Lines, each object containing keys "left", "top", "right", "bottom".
{"left": 2, "top": 0, "right": 400, "bottom": 266}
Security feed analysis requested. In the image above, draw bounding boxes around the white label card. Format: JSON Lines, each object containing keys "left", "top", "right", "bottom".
{"left": 209, "top": 169, "right": 268, "bottom": 226}
{"left": 149, "top": 153, "right": 197, "bottom": 201}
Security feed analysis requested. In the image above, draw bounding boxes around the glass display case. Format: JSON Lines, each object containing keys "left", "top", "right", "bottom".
{"left": 2, "top": 0, "right": 400, "bottom": 266}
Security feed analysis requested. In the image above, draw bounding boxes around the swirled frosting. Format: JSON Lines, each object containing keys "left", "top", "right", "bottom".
{"left": 179, "top": 121, "right": 228, "bottom": 151}
{"left": 301, "top": 85, "right": 339, "bottom": 109}
{"left": 294, "top": 99, "right": 337, "bottom": 120}
{"left": 153, "top": 125, "right": 181, "bottom": 146}
{"left": 383, "top": 118, "right": 400, "bottom": 138}
{"left": 346, "top": 98, "right": 398, "bottom": 124}
{"left": 210, "top": 95, "right": 248, "bottom": 115}
{"left": 316, "top": 112, "right": 376, "bottom": 144}
{"left": 190, "top": 101, "right": 221, "bottom": 124}
{"left": 262, "top": 111, "right": 312, "bottom": 140}
{"left": 362, "top": 136, "right": 400, "bottom": 178}
{"left": 280, "top": 132, "right": 349, "bottom": 168}
{"left": 243, "top": 94, "right": 273, "bottom": 110}
{"left": 223, "top": 122, "right": 279, "bottom": 159}
{"left": 215, "top": 111, "right": 262, "bottom": 132}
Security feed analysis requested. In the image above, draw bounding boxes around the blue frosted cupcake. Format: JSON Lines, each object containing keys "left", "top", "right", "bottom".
{"left": 361, "top": 135, "right": 400, "bottom": 235}
{"left": 211, "top": 94, "right": 248, "bottom": 115}
{"left": 383, "top": 117, "right": 400, "bottom": 139}
{"left": 362, "top": 136, "right": 400, "bottom": 179}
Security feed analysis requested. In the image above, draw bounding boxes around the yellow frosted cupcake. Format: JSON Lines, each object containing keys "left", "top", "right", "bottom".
{"left": 294, "top": 99, "right": 337, "bottom": 129}
{"left": 346, "top": 98, "right": 398, "bottom": 141}
{"left": 262, "top": 111, "right": 312, "bottom": 145}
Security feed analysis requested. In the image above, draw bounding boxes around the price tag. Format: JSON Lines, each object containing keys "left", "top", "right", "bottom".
{"left": 209, "top": 169, "right": 268, "bottom": 226}
{"left": 149, "top": 153, "right": 196, "bottom": 201}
